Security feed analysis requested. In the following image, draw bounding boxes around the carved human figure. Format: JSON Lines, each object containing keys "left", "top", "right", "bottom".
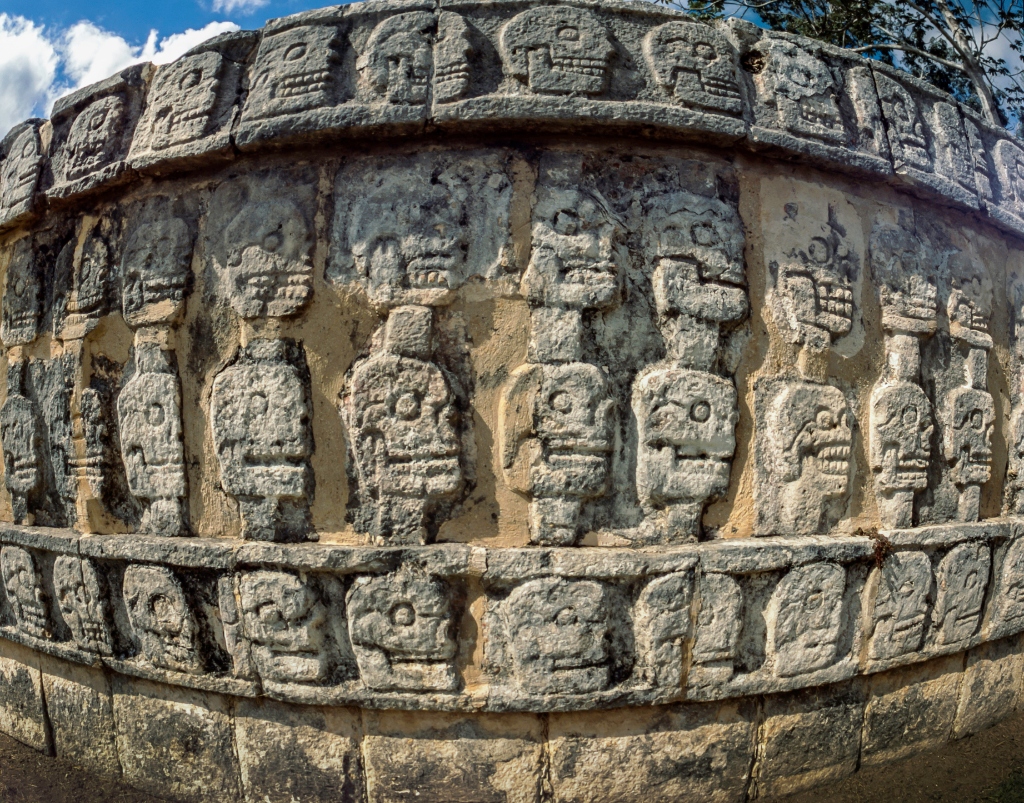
{"left": 867, "top": 551, "right": 932, "bottom": 660}
{"left": 237, "top": 570, "right": 331, "bottom": 684}
{"left": 993, "top": 538, "right": 1024, "bottom": 631}
{"left": 244, "top": 26, "right": 339, "bottom": 119}
{"left": 766, "top": 563, "right": 845, "bottom": 677}
{"left": 0, "top": 546, "right": 49, "bottom": 639}
{"left": 347, "top": 570, "right": 458, "bottom": 692}
{"left": 634, "top": 572, "right": 693, "bottom": 688}
{"left": 944, "top": 386, "right": 994, "bottom": 520}
{"left": 140, "top": 51, "right": 223, "bottom": 151}
{"left": 757, "top": 39, "right": 843, "bottom": 144}
{"left": 211, "top": 339, "right": 314, "bottom": 541}
{"left": 932, "top": 542, "right": 990, "bottom": 644}
{"left": 61, "top": 95, "right": 127, "bottom": 181}
{"left": 501, "top": 361, "right": 616, "bottom": 545}
{"left": 690, "top": 573, "right": 743, "bottom": 685}
{"left": 121, "top": 217, "right": 193, "bottom": 326}
{"left": 123, "top": 564, "right": 201, "bottom": 673}
{"left": 0, "top": 125, "right": 42, "bottom": 215}
{"left": 1, "top": 362, "right": 41, "bottom": 524}
{"left": 220, "top": 196, "right": 314, "bottom": 319}
{"left": 643, "top": 22, "right": 742, "bottom": 115}
{"left": 117, "top": 344, "right": 188, "bottom": 536}
{"left": 53, "top": 556, "right": 113, "bottom": 655}
{"left": 500, "top": 6, "right": 614, "bottom": 97}
{"left": 521, "top": 186, "right": 626, "bottom": 311}
{"left": 359, "top": 12, "right": 433, "bottom": 105}
{"left": 347, "top": 179, "right": 466, "bottom": 308}
{"left": 633, "top": 368, "right": 737, "bottom": 540}
{"left": 2, "top": 237, "right": 40, "bottom": 346}
{"left": 870, "top": 381, "right": 934, "bottom": 529}
{"left": 765, "top": 382, "right": 852, "bottom": 535}
{"left": 434, "top": 12, "right": 473, "bottom": 104}
{"left": 502, "top": 577, "right": 620, "bottom": 695}
{"left": 875, "top": 75, "right": 931, "bottom": 171}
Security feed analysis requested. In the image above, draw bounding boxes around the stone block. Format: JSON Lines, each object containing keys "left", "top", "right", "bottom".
{"left": 753, "top": 685, "right": 864, "bottom": 798}
{"left": 861, "top": 656, "right": 962, "bottom": 766}
{"left": 235, "top": 698, "right": 364, "bottom": 803}
{"left": 363, "top": 710, "right": 544, "bottom": 803}
{"left": 112, "top": 676, "right": 242, "bottom": 802}
{"left": 40, "top": 656, "right": 119, "bottom": 776}
{"left": 548, "top": 701, "right": 755, "bottom": 803}
{"left": 0, "top": 638, "right": 50, "bottom": 753}
{"left": 953, "top": 636, "right": 1024, "bottom": 738}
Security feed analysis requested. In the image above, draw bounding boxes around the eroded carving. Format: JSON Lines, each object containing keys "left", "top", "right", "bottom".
{"left": 0, "top": 124, "right": 43, "bottom": 217}
{"left": 993, "top": 538, "right": 1024, "bottom": 631}
{"left": 766, "top": 563, "right": 845, "bottom": 677}
{"left": 756, "top": 39, "right": 844, "bottom": 144}
{"left": 875, "top": 74, "right": 931, "bottom": 171}
{"left": 0, "top": 546, "right": 48, "bottom": 639}
{"left": 123, "top": 564, "right": 201, "bottom": 673}
{"left": 122, "top": 216, "right": 193, "bottom": 326}
{"left": 644, "top": 22, "right": 742, "bottom": 115}
{"left": 434, "top": 12, "right": 472, "bottom": 104}
{"left": 690, "top": 573, "right": 742, "bottom": 685}
{"left": 2, "top": 238, "right": 40, "bottom": 346}
{"left": 139, "top": 51, "right": 223, "bottom": 151}
{"left": 870, "top": 382, "right": 934, "bottom": 528}
{"left": 635, "top": 572, "right": 693, "bottom": 688}
{"left": 932, "top": 542, "right": 989, "bottom": 644}
{"left": 61, "top": 95, "right": 127, "bottom": 182}
{"left": 944, "top": 386, "right": 994, "bottom": 520}
{"left": 244, "top": 26, "right": 339, "bottom": 120}
{"left": 867, "top": 551, "right": 932, "bottom": 660}
{"left": 53, "top": 555, "right": 113, "bottom": 655}
{"left": 359, "top": 12, "right": 433, "bottom": 105}
{"left": 994, "top": 139, "right": 1024, "bottom": 223}
{"left": 1, "top": 362, "right": 41, "bottom": 524}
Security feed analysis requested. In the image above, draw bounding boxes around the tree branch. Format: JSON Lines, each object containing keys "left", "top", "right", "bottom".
{"left": 850, "top": 40, "right": 969, "bottom": 71}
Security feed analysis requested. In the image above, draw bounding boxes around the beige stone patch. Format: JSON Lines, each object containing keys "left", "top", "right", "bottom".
{"left": 0, "top": 638, "right": 49, "bottom": 753}
{"left": 953, "top": 635, "right": 1024, "bottom": 738}
{"left": 40, "top": 655, "right": 119, "bottom": 776}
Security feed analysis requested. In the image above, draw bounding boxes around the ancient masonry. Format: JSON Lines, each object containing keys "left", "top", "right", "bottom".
{"left": 3, "top": 1, "right": 1024, "bottom": 801}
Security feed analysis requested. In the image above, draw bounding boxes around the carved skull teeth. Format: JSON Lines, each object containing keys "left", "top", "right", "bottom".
{"left": 798, "top": 98, "right": 841, "bottom": 129}
{"left": 550, "top": 56, "right": 607, "bottom": 77}
{"left": 435, "top": 65, "right": 470, "bottom": 81}
{"left": 278, "top": 71, "right": 331, "bottom": 98}
{"left": 703, "top": 78, "right": 741, "bottom": 99}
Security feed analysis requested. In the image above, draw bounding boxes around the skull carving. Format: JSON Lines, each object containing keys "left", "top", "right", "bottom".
{"left": 121, "top": 217, "right": 193, "bottom": 326}
{"left": 244, "top": 26, "right": 339, "bottom": 120}
{"left": 878, "top": 274, "right": 938, "bottom": 335}
{"left": 434, "top": 12, "right": 473, "bottom": 104}
{"left": 522, "top": 186, "right": 626, "bottom": 311}
{"left": 994, "top": 538, "right": 1024, "bottom": 629}
{"left": 945, "top": 386, "right": 994, "bottom": 488}
{"left": 500, "top": 6, "right": 614, "bottom": 97}
{"left": 238, "top": 571, "right": 330, "bottom": 684}
{"left": 757, "top": 40, "right": 843, "bottom": 144}
{"left": 210, "top": 340, "right": 313, "bottom": 542}
{"left": 347, "top": 570, "right": 458, "bottom": 692}
{"left": 994, "top": 139, "right": 1024, "bottom": 220}
{"left": 62, "top": 233, "right": 110, "bottom": 335}
{"left": 360, "top": 12, "right": 433, "bottom": 105}
{"left": 767, "top": 382, "right": 852, "bottom": 535}
{"left": 691, "top": 573, "right": 742, "bottom": 669}
{"left": 0, "top": 546, "right": 49, "bottom": 639}
{"left": 117, "top": 344, "right": 188, "bottom": 536}
{"left": 123, "top": 564, "right": 201, "bottom": 673}
{"left": 502, "top": 577, "right": 621, "bottom": 695}
{"left": 634, "top": 572, "right": 693, "bottom": 687}
{"left": 875, "top": 74, "right": 931, "bottom": 171}
{"left": 221, "top": 197, "right": 314, "bottom": 319}
{"left": 932, "top": 542, "right": 989, "bottom": 644}
{"left": 868, "top": 551, "right": 932, "bottom": 660}
{"left": 1, "top": 363, "right": 41, "bottom": 524}
{"left": 2, "top": 238, "right": 40, "bottom": 346}
{"left": 62, "top": 95, "right": 126, "bottom": 181}
{"left": 53, "top": 556, "right": 113, "bottom": 655}
{"left": 633, "top": 368, "right": 737, "bottom": 538}
{"left": 348, "top": 179, "right": 467, "bottom": 308}
{"left": 0, "top": 125, "right": 42, "bottom": 214}
{"left": 767, "top": 563, "right": 845, "bottom": 677}
{"left": 643, "top": 22, "right": 742, "bottom": 115}
{"left": 948, "top": 274, "right": 993, "bottom": 348}
{"left": 870, "top": 381, "right": 933, "bottom": 496}
{"left": 141, "top": 51, "right": 223, "bottom": 151}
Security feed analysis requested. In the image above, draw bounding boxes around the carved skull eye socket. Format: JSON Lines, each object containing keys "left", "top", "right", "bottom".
{"left": 694, "top": 42, "right": 716, "bottom": 61}
{"left": 150, "top": 594, "right": 179, "bottom": 626}
{"left": 816, "top": 410, "right": 835, "bottom": 429}
{"left": 88, "top": 109, "right": 109, "bottom": 131}
{"left": 389, "top": 603, "right": 416, "bottom": 626}
{"left": 20, "top": 140, "right": 33, "bottom": 159}
{"left": 258, "top": 602, "right": 284, "bottom": 626}
{"left": 262, "top": 232, "right": 283, "bottom": 253}
{"left": 556, "top": 26, "right": 580, "bottom": 42}
{"left": 691, "top": 221, "right": 719, "bottom": 247}
{"left": 553, "top": 210, "right": 578, "bottom": 236}
{"left": 146, "top": 402, "right": 166, "bottom": 426}
{"left": 970, "top": 410, "right": 984, "bottom": 430}
{"left": 555, "top": 606, "right": 578, "bottom": 626}
{"left": 901, "top": 406, "right": 918, "bottom": 427}
{"left": 550, "top": 391, "right": 573, "bottom": 414}
{"left": 806, "top": 591, "right": 823, "bottom": 610}
{"left": 248, "top": 392, "right": 269, "bottom": 418}
{"left": 12, "top": 277, "right": 25, "bottom": 296}
{"left": 395, "top": 392, "right": 421, "bottom": 421}
{"left": 690, "top": 400, "right": 711, "bottom": 423}
{"left": 284, "top": 43, "right": 308, "bottom": 61}
{"left": 792, "top": 66, "right": 812, "bottom": 87}
{"left": 807, "top": 238, "right": 830, "bottom": 264}
{"left": 180, "top": 69, "right": 203, "bottom": 90}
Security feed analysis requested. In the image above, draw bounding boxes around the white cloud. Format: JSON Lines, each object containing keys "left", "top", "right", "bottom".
{"left": 0, "top": 15, "right": 58, "bottom": 135}
{"left": 211, "top": 0, "right": 270, "bottom": 15}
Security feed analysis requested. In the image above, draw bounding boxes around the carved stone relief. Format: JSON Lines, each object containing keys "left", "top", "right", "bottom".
{"left": 434, "top": 11, "right": 473, "bottom": 104}
{"left": 358, "top": 12, "right": 434, "bottom": 105}
{"left": 138, "top": 52, "right": 224, "bottom": 151}
{"left": 766, "top": 563, "right": 845, "bottom": 677}
{"left": 867, "top": 551, "right": 932, "bottom": 660}
{"left": 874, "top": 74, "right": 931, "bottom": 172}
{"left": 689, "top": 572, "right": 742, "bottom": 687}
{"left": 123, "top": 564, "right": 201, "bottom": 673}
{"left": 117, "top": 344, "right": 188, "bottom": 536}
{"left": 0, "top": 123, "right": 43, "bottom": 222}
{"left": 121, "top": 216, "right": 193, "bottom": 327}
{"left": 56, "top": 229, "right": 111, "bottom": 340}
{"left": 993, "top": 139, "right": 1024, "bottom": 227}
{"left": 242, "top": 25, "right": 341, "bottom": 121}
{"left": 347, "top": 569, "right": 458, "bottom": 691}
{"left": 1, "top": 362, "right": 41, "bottom": 524}
{"left": 870, "top": 381, "right": 934, "bottom": 528}
{"left": 932, "top": 542, "right": 990, "bottom": 644}
{"left": 634, "top": 571, "right": 694, "bottom": 688}
{"left": 643, "top": 22, "right": 742, "bottom": 115}
{"left": 500, "top": 6, "right": 614, "bottom": 97}
{"left": 2, "top": 238, "right": 40, "bottom": 347}
{"left": 53, "top": 555, "right": 114, "bottom": 655}
{"left": 944, "top": 386, "right": 995, "bottom": 518}
{"left": 210, "top": 339, "right": 314, "bottom": 542}
{"left": 59, "top": 95, "right": 127, "bottom": 183}
{"left": 993, "top": 537, "right": 1024, "bottom": 632}
{"left": 0, "top": 545, "right": 49, "bottom": 639}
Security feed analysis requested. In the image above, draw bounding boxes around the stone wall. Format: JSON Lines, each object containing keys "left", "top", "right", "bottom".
{"left": 2, "top": 0, "right": 1024, "bottom": 800}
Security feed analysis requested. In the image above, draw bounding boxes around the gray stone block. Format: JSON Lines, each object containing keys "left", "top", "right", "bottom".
{"left": 0, "top": 638, "right": 50, "bottom": 754}
{"left": 40, "top": 655, "right": 119, "bottom": 775}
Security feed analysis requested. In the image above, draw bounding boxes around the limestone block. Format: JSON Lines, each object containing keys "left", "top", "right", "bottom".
{"left": 1, "top": 361, "right": 43, "bottom": 524}
{"left": 363, "top": 710, "right": 544, "bottom": 803}
{"left": 1, "top": 545, "right": 50, "bottom": 639}
{"left": 112, "top": 676, "right": 242, "bottom": 802}
{"left": 53, "top": 220, "right": 114, "bottom": 340}
{"left": 40, "top": 656, "right": 119, "bottom": 776}
{"left": 548, "top": 702, "right": 755, "bottom": 803}
{"left": 234, "top": 698, "right": 364, "bottom": 803}
{"left": 861, "top": 656, "right": 962, "bottom": 766}
{"left": 753, "top": 687, "right": 864, "bottom": 798}
{"left": 47, "top": 65, "right": 151, "bottom": 200}
{"left": 765, "top": 563, "right": 846, "bottom": 677}
{"left": 864, "top": 551, "right": 932, "bottom": 662}
{"left": 0, "top": 639, "right": 50, "bottom": 753}
{"left": 953, "top": 636, "right": 1024, "bottom": 738}
{"left": 123, "top": 564, "right": 202, "bottom": 673}
{"left": 688, "top": 572, "right": 743, "bottom": 692}
{"left": 992, "top": 137, "right": 1024, "bottom": 237}
{"left": 120, "top": 209, "right": 195, "bottom": 327}
{"left": 0, "top": 120, "right": 45, "bottom": 230}
{"left": 52, "top": 555, "right": 114, "bottom": 655}
{"left": 1, "top": 237, "right": 41, "bottom": 347}
{"left": 986, "top": 536, "right": 1024, "bottom": 639}
{"left": 932, "top": 542, "right": 990, "bottom": 646}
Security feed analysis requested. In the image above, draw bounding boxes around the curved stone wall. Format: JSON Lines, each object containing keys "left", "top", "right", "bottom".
{"left": 2, "top": 0, "right": 1024, "bottom": 800}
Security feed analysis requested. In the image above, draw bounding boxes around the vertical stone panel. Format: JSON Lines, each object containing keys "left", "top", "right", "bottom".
{"left": 40, "top": 655, "right": 119, "bottom": 776}
{"left": 953, "top": 636, "right": 1024, "bottom": 738}
{"left": 0, "top": 638, "right": 50, "bottom": 754}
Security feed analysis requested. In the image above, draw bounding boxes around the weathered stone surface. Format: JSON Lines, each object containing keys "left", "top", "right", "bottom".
{"left": 123, "top": 564, "right": 202, "bottom": 673}
{"left": 932, "top": 542, "right": 990, "bottom": 645}
{"left": 953, "top": 636, "right": 1024, "bottom": 738}
{"left": 120, "top": 214, "right": 194, "bottom": 327}
{"left": 1, "top": 237, "right": 40, "bottom": 347}
{"left": 235, "top": 698, "right": 364, "bottom": 803}
{"left": 865, "top": 551, "right": 932, "bottom": 661}
{"left": 53, "top": 555, "right": 114, "bottom": 655}
{"left": 766, "top": 563, "right": 846, "bottom": 677}
{"left": 1, "top": 361, "right": 43, "bottom": 524}
{"left": 635, "top": 570, "right": 694, "bottom": 688}
{"left": 0, "top": 121, "right": 44, "bottom": 229}
{"left": 0, "top": 639, "right": 50, "bottom": 753}
{"left": 40, "top": 657, "right": 120, "bottom": 776}
{"left": 363, "top": 710, "right": 544, "bottom": 803}
{"left": 1, "top": 545, "right": 50, "bottom": 639}
{"left": 643, "top": 22, "right": 743, "bottom": 117}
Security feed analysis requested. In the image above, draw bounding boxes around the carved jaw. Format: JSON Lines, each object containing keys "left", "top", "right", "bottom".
{"left": 803, "top": 442, "right": 851, "bottom": 496}
{"left": 231, "top": 246, "right": 314, "bottom": 318}
{"left": 646, "top": 450, "right": 731, "bottom": 504}
{"left": 381, "top": 457, "right": 462, "bottom": 499}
